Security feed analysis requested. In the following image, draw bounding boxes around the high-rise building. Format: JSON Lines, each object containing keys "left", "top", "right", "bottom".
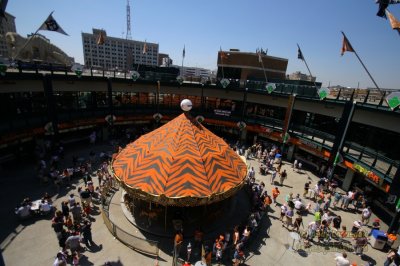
{"left": 82, "top": 29, "right": 159, "bottom": 70}
{"left": 0, "top": 12, "right": 17, "bottom": 59}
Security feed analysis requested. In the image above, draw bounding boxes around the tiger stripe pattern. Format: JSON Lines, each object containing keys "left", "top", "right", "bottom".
{"left": 112, "top": 113, "right": 247, "bottom": 200}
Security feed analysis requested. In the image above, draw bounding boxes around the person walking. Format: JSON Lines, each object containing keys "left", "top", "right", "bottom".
{"left": 303, "top": 181, "right": 311, "bottom": 198}
{"left": 334, "top": 252, "right": 350, "bottom": 266}
{"left": 280, "top": 204, "right": 287, "bottom": 221}
{"left": 353, "top": 231, "right": 368, "bottom": 256}
{"left": 293, "top": 214, "right": 304, "bottom": 232}
{"left": 81, "top": 220, "right": 94, "bottom": 247}
{"left": 270, "top": 170, "right": 277, "bottom": 185}
{"left": 279, "top": 170, "right": 287, "bottom": 186}
{"left": 272, "top": 187, "right": 280, "bottom": 206}
{"left": 283, "top": 208, "right": 294, "bottom": 230}
{"left": 332, "top": 191, "right": 342, "bottom": 209}
{"left": 384, "top": 248, "right": 397, "bottom": 266}
{"left": 65, "top": 233, "right": 82, "bottom": 258}
{"left": 361, "top": 206, "right": 372, "bottom": 225}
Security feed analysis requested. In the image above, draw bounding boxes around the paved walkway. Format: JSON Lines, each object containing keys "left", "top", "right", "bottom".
{"left": 0, "top": 141, "right": 393, "bottom": 265}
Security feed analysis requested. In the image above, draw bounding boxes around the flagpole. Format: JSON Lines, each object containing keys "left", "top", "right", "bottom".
{"left": 297, "top": 44, "right": 319, "bottom": 90}
{"left": 220, "top": 47, "right": 225, "bottom": 79}
{"left": 341, "top": 31, "right": 383, "bottom": 97}
{"left": 181, "top": 45, "right": 184, "bottom": 78}
{"left": 13, "top": 11, "right": 55, "bottom": 61}
{"left": 258, "top": 53, "right": 268, "bottom": 83}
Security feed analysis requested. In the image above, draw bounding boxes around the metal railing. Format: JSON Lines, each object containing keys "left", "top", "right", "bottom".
{"left": 101, "top": 184, "right": 159, "bottom": 257}
{"left": 4, "top": 67, "right": 399, "bottom": 111}
{"left": 343, "top": 141, "right": 399, "bottom": 182}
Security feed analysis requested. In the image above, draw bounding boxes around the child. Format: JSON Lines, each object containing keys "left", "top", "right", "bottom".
{"left": 72, "top": 251, "right": 79, "bottom": 266}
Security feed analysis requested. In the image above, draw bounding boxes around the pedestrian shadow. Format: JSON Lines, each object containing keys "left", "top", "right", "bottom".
{"left": 360, "top": 253, "right": 377, "bottom": 265}
{"left": 103, "top": 259, "right": 124, "bottom": 266}
{"left": 77, "top": 254, "right": 94, "bottom": 265}
{"left": 297, "top": 249, "right": 308, "bottom": 257}
{"left": 267, "top": 215, "right": 280, "bottom": 220}
{"left": 246, "top": 215, "right": 271, "bottom": 255}
{"left": 86, "top": 243, "right": 103, "bottom": 253}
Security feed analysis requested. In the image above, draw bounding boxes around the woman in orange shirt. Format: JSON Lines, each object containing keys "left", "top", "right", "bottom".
{"left": 272, "top": 187, "right": 280, "bottom": 205}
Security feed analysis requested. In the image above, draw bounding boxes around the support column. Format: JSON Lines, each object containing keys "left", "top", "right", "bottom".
{"left": 238, "top": 87, "right": 248, "bottom": 141}
{"left": 107, "top": 78, "right": 114, "bottom": 139}
{"left": 342, "top": 168, "right": 355, "bottom": 191}
{"left": 43, "top": 74, "right": 59, "bottom": 141}
{"left": 281, "top": 94, "right": 296, "bottom": 158}
{"left": 328, "top": 101, "right": 356, "bottom": 179}
{"left": 388, "top": 167, "right": 400, "bottom": 233}
{"left": 240, "top": 128, "right": 247, "bottom": 142}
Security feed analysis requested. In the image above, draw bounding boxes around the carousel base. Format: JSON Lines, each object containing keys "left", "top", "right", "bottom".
{"left": 119, "top": 189, "right": 252, "bottom": 238}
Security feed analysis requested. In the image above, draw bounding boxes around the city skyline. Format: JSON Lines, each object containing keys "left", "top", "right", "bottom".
{"left": 5, "top": 0, "right": 400, "bottom": 89}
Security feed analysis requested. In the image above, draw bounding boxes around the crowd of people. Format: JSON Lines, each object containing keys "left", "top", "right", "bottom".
{"left": 49, "top": 158, "right": 116, "bottom": 265}
{"left": 12, "top": 135, "right": 400, "bottom": 266}
{"left": 15, "top": 137, "right": 121, "bottom": 265}
{"left": 173, "top": 177, "right": 269, "bottom": 266}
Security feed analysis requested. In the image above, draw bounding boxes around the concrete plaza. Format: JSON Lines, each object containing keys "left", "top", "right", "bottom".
{"left": 0, "top": 141, "right": 393, "bottom": 265}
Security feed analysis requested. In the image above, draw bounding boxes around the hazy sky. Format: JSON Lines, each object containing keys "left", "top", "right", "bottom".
{"left": 6, "top": 0, "right": 400, "bottom": 89}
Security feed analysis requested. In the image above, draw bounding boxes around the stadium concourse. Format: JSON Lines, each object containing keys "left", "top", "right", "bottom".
{"left": 0, "top": 138, "right": 394, "bottom": 266}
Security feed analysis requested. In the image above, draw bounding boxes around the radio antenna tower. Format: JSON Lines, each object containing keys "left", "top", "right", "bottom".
{"left": 126, "top": 0, "right": 132, "bottom": 40}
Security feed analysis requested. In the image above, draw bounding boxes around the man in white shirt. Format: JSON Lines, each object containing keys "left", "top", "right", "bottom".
{"left": 335, "top": 252, "right": 350, "bottom": 266}
{"left": 294, "top": 199, "right": 304, "bottom": 211}
{"left": 361, "top": 206, "right": 372, "bottom": 225}
{"left": 15, "top": 204, "right": 31, "bottom": 219}
{"left": 39, "top": 200, "right": 52, "bottom": 215}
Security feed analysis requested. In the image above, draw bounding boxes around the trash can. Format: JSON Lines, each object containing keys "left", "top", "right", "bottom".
{"left": 370, "top": 230, "right": 388, "bottom": 250}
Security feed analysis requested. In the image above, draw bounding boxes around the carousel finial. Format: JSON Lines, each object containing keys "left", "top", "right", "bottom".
{"left": 180, "top": 99, "right": 193, "bottom": 112}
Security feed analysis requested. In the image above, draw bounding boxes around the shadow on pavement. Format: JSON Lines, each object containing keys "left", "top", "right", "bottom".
{"left": 360, "top": 253, "right": 377, "bottom": 265}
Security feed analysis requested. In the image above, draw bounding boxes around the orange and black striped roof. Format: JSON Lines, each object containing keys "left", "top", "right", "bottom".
{"left": 111, "top": 113, "right": 247, "bottom": 206}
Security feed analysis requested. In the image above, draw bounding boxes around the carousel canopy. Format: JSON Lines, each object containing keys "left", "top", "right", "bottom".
{"left": 111, "top": 112, "right": 248, "bottom": 206}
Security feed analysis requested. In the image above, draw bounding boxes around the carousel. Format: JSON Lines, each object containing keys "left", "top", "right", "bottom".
{"left": 111, "top": 100, "right": 249, "bottom": 236}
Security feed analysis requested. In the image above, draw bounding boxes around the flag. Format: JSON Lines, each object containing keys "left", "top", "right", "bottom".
{"left": 386, "top": 9, "right": 400, "bottom": 33}
{"left": 96, "top": 31, "right": 106, "bottom": 45}
{"left": 182, "top": 45, "right": 185, "bottom": 59}
{"left": 38, "top": 12, "right": 68, "bottom": 35}
{"left": 376, "top": 0, "right": 389, "bottom": 18}
{"left": 0, "top": 0, "right": 8, "bottom": 21}
{"left": 297, "top": 47, "right": 304, "bottom": 60}
{"left": 142, "top": 41, "right": 147, "bottom": 54}
{"left": 333, "top": 152, "right": 343, "bottom": 166}
{"left": 341, "top": 35, "right": 355, "bottom": 56}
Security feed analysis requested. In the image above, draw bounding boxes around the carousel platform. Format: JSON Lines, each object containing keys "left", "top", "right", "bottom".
{"left": 108, "top": 187, "right": 253, "bottom": 240}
